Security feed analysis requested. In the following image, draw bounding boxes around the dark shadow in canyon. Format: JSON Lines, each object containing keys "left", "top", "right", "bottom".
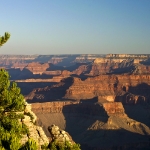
{"left": 106, "top": 65, "right": 135, "bottom": 75}
{"left": 46, "top": 63, "right": 64, "bottom": 71}
{"left": 54, "top": 55, "right": 77, "bottom": 67}
{"left": 33, "top": 55, "right": 53, "bottom": 63}
{"left": 17, "top": 82, "right": 56, "bottom": 95}
{"left": 61, "top": 101, "right": 150, "bottom": 150}
{"left": 27, "top": 77, "right": 74, "bottom": 103}
{"left": 65, "top": 63, "right": 87, "bottom": 72}
{"left": 80, "top": 97, "right": 98, "bottom": 103}
{"left": 115, "top": 82, "right": 150, "bottom": 104}
{"left": 8, "top": 68, "right": 33, "bottom": 80}
{"left": 115, "top": 82, "right": 150, "bottom": 127}
{"left": 140, "top": 58, "right": 150, "bottom": 65}
{"left": 70, "top": 74, "right": 89, "bottom": 81}
{"left": 62, "top": 102, "right": 108, "bottom": 142}
{"left": 8, "top": 68, "right": 54, "bottom": 80}
{"left": 128, "top": 82, "right": 150, "bottom": 97}
{"left": 124, "top": 105, "right": 150, "bottom": 128}
{"left": 79, "top": 129, "right": 150, "bottom": 150}
{"left": 111, "top": 66, "right": 135, "bottom": 74}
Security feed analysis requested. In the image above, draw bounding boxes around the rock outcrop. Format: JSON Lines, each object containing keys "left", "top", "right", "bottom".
{"left": 20, "top": 102, "right": 49, "bottom": 148}
{"left": 102, "top": 102, "right": 126, "bottom": 117}
{"left": 25, "top": 62, "right": 49, "bottom": 75}
{"left": 48, "top": 124, "right": 75, "bottom": 144}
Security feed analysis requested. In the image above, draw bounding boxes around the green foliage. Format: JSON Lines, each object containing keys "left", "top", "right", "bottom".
{"left": 0, "top": 69, "right": 29, "bottom": 150}
{"left": 0, "top": 32, "right": 10, "bottom": 46}
{"left": 41, "top": 144, "right": 50, "bottom": 150}
{"left": 0, "top": 69, "right": 25, "bottom": 113}
{"left": 40, "top": 140, "right": 81, "bottom": 150}
{"left": 10, "top": 135, "right": 22, "bottom": 150}
{"left": 21, "top": 138, "right": 38, "bottom": 150}
{"left": 49, "top": 141, "right": 81, "bottom": 150}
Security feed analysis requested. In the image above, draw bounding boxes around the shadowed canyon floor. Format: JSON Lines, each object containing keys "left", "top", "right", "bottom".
{"left": 32, "top": 102, "right": 150, "bottom": 149}
{"left": 1, "top": 54, "right": 150, "bottom": 149}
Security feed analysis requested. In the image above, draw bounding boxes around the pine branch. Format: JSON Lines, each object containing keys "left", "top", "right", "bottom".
{"left": 0, "top": 32, "right": 10, "bottom": 46}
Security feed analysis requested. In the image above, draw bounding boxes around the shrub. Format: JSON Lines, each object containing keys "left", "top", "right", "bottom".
{"left": 21, "top": 138, "right": 38, "bottom": 150}
{"left": 49, "top": 141, "right": 81, "bottom": 150}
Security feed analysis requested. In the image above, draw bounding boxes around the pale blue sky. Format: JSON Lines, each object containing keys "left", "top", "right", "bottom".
{"left": 0, "top": 0, "right": 150, "bottom": 54}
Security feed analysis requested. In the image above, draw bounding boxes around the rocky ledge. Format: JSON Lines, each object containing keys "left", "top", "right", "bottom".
{"left": 48, "top": 124, "right": 75, "bottom": 145}
{"left": 19, "top": 102, "right": 79, "bottom": 149}
{"left": 20, "top": 102, "right": 49, "bottom": 148}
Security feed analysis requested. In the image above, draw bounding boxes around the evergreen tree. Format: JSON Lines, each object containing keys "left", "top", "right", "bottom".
{"left": 0, "top": 69, "right": 28, "bottom": 150}
{"left": 0, "top": 32, "right": 10, "bottom": 46}
{"left": 0, "top": 32, "right": 29, "bottom": 150}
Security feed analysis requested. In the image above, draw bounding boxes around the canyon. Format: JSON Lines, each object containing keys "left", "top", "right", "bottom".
{"left": 1, "top": 54, "right": 150, "bottom": 149}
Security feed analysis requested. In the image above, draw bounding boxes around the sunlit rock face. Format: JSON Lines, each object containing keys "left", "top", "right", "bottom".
{"left": 25, "top": 62, "right": 49, "bottom": 74}
{"left": 91, "top": 54, "right": 150, "bottom": 76}
{"left": 48, "top": 124, "right": 75, "bottom": 144}
{"left": 64, "top": 75, "right": 150, "bottom": 104}
{"left": 17, "top": 102, "right": 49, "bottom": 149}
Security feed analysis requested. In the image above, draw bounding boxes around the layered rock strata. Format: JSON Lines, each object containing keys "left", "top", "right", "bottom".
{"left": 0, "top": 54, "right": 103, "bottom": 69}
{"left": 25, "top": 62, "right": 49, "bottom": 74}
{"left": 25, "top": 74, "right": 150, "bottom": 104}
{"left": 31, "top": 101, "right": 150, "bottom": 149}
{"left": 92, "top": 57, "right": 150, "bottom": 75}
{"left": 31, "top": 101, "right": 106, "bottom": 116}
{"left": 64, "top": 75, "right": 150, "bottom": 104}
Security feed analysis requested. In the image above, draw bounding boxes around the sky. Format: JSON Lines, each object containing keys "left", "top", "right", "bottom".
{"left": 0, "top": 0, "right": 150, "bottom": 54}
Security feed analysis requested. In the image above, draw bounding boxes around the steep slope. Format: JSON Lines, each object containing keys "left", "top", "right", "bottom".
{"left": 31, "top": 101, "right": 150, "bottom": 149}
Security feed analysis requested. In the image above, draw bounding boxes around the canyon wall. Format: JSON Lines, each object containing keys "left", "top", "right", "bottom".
{"left": 92, "top": 57, "right": 150, "bottom": 75}
{"left": 64, "top": 75, "right": 150, "bottom": 103}
{"left": 31, "top": 101, "right": 108, "bottom": 116}
{"left": 31, "top": 101, "right": 150, "bottom": 150}
{"left": 25, "top": 74, "right": 150, "bottom": 105}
